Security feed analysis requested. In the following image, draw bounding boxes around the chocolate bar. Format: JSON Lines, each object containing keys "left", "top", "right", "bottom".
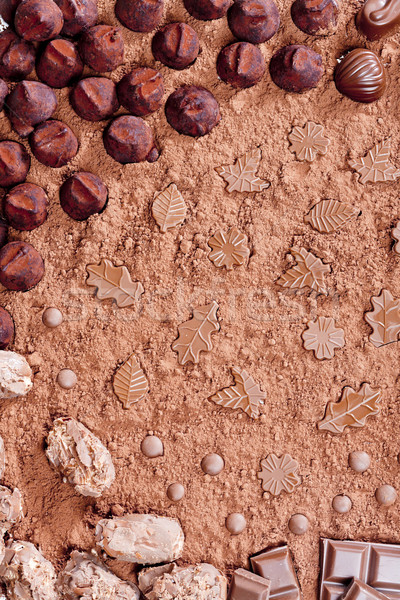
{"left": 229, "top": 568, "right": 271, "bottom": 600}
{"left": 250, "top": 545, "right": 301, "bottom": 600}
{"left": 343, "top": 579, "right": 390, "bottom": 600}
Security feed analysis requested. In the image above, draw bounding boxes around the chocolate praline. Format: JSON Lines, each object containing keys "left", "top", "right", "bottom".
{"left": 0, "top": 30, "right": 36, "bottom": 80}
{"left": 71, "top": 77, "right": 119, "bottom": 122}
{"left": 115, "top": 0, "right": 164, "bottom": 32}
{"left": 104, "top": 116, "right": 159, "bottom": 164}
{"left": 217, "top": 42, "right": 265, "bottom": 88}
{"left": 36, "top": 39, "right": 84, "bottom": 88}
{"left": 228, "top": 0, "right": 280, "bottom": 43}
{"left": 6, "top": 80, "right": 57, "bottom": 137}
{"left": 184, "top": 0, "right": 231, "bottom": 20}
{"left": 269, "top": 44, "right": 323, "bottom": 93}
{"left": 357, "top": 0, "right": 400, "bottom": 40}
{"left": 152, "top": 23, "right": 200, "bottom": 70}
{"left": 335, "top": 48, "right": 386, "bottom": 103}
{"left": 54, "top": 0, "right": 98, "bottom": 36}
{"left": 165, "top": 85, "right": 221, "bottom": 137}
{"left": 291, "top": 0, "right": 339, "bottom": 35}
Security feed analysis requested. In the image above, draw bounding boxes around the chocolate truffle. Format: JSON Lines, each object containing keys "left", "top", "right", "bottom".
{"left": 79, "top": 25, "right": 124, "bottom": 73}
{"left": 0, "top": 241, "right": 44, "bottom": 291}
{"left": 0, "top": 30, "right": 35, "bottom": 80}
{"left": 152, "top": 23, "right": 200, "bottom": 70}
{"left": 71, "top": 77, "right": 119, "bottom": 122}
{"left": 104, "top": 116, "right": 159, "bottom": 164}
{"left": 357, "top": 0, "right": 400, "bottom": 40}
{"left": 60, "top": 172, "right": 108, "bottom": 221}
{"left": 184, "top": 0, "right": 231, "bottom": 20}
{"left": 0, "top": 0, "right": 21, "bottom": 24}
{"left": 288, "top": 513, "right": 309, "bottom": 535}
{"left": 0, "top": 141, "right": 30, "bottom": 188}
{"left": 4, "top": 183, "right": 48, "bottom": 231}
{"left": 5, "top": 80, "right": 57, "bottom": 137}
{"left": 217, "top": 42, "right": 265, "bottom": 88}
{"left": 0, "top": 78, "right": 7, "bottom": 111}
{"left": 226, "top": 513, "right": 246, "bottom": 535}
{"left": 117, "top": 67, "right": 164, "bottom": 117}
{"left": 42, "top": 307, "right": 63, "bottom": 328}
{"left": 115, "top": 0, "right": 164, "bottom": 32}
{"left": 228, "top": 0, "right": 280, "bottom": 43}
{"left": 57, "top": 368, "right": 77, "bottom": 389}
{"left": 167, "top": 482, "right": 184, "bottom": 501}
{"left": 141, "top": 435, "right": 164, "bottom": 458}
{"left": 348, "top": 450, "right": 370, "bottom": 473}
{"left": 165, "top": 86, "right": 221, "bottom": 137}
{"left": 0, "top": 219, "right": 8, "bottom": 248}
{"left": 375, "top": 484, "right": 397, "bottom": 506}
{"left": 30, "top": 120, "right": 79, "bottom": 168}
{"left": 291, "top": 0, "right": 338, "bottom": 35}
{"left": 0, "top": 307, "right": 14, "bottom": 349}
{"left": 335, "top": 48, "right": 386, "bottom": 103}
{"left": 36, "top": 39, "right": 84, "bottom": 88}
{"left": 15, "top": 0, "right": 64, "bottom": 42}
{"left": 201, "top": 453, "right": 224, "bottom": 475}
{"left": 269, "top": 44, "right": 323, "bottom": 93}
{"left": 54, "top": 0, "right": 98, "bottom": 36}
{"left": 332, "top": 494, "right": 352, "bottom": 514}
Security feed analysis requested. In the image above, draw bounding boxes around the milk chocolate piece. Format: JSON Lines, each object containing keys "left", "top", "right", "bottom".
{"left": 335, "top": 49, "right": 386, "bottom": 103}
{"left": 320, "top": 538, "right": 400, "bottom": 600}
{"left": 229, "top": 568, "right": 271, "bottom": 599}
{"left": 0, "top": 486, "right": 23, "bottom": 529}
{"left": 250, "top": 546, "right": 301, "bottom": 600}
{"left": 357, "top": 0, "right": 400, "bottom": 40}
{"left": 138, "top": 564, "right": 174, "bottom": 595}
{"left": 140, "top": 563, "right": 228, "bottom": 600}
{"left": 343, "top": 579, "right": 391, "bottom": 600}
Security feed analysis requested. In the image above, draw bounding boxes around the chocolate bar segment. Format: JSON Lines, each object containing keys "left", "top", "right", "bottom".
{"left": 229, "top": 568, "right": 271, "bottom": 600}
{"left": 320, "top": 539, "right": 400, "bottom": 600}
{"left": 250, "top": 546, "right": 301, "bottom": 600}
{"left": 343, "top": 579, "right": 390, "bottom": 600}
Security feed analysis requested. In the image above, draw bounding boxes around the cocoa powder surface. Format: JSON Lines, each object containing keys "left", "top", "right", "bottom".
{"left": 0, "top": 0, "right": 400, "bottom": 598}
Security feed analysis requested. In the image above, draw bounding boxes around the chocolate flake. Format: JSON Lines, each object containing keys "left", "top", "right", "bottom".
{"left": 302, "top": 316, "right": 345, "bottom": 360}
{"left": 305, "top": 199, "right": 360, "bottom": 234}
{"left": 342, "top": 579, "right": 390, "bottom": 599}
{"left": 209, "top": 367, "right": 265, "bottom": 419}
{"left": 349, "top": 139, "right": 400, "bottom": 185}
{"left": 172, "top": 301, "right": 220, "bottom": 365}
{"left": 215, "top": 148, "right": 270, "bottom": 193}
{"left": 392, "top": 221, "right": 400, "bottom": 255}
{"left": 86, "top": 258, "right": 144, "bottom": 308}
{"left": 152, "top": 184, "right": 187, "bottom": 233}
{"left": 277, "top": 248, "right": 330, "bottom": 295}
{"left": 208, "top": 228, "right": 250, "bottom": 270}
{"left": 288, "top": 121, "right": 330, "bottom": 162}
{"left": 258, "top": 453, "right": 302, "bottom": 496}
{"left": 318, "top": 383, "right": 381, "bottom": 435}
{"left": 113, "top": 353, "right": 149, "bottom": 409}
{"left": 365, "top": 289, "right": 400, "bottom": 347}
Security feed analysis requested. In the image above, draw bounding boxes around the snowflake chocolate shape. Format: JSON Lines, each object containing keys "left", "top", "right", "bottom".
{"left": 288, "top": 122, "right": 330, "bottom": 162}
{"left": 208, "top": 227, "right": 250, "bottom": 270}
{"left": 302, "top": 316, "right": 345, "bottom": 360}
{"left": 258, "top": 453, "right": 302, "bottom": 497}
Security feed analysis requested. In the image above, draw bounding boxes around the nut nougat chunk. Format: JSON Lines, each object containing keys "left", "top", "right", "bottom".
{"left": 139, "top": 563, "right": 228, "bottom": 600}
{"left": 0, "top": 352, "right": 33, "bottom": 400}
{"left": 0, "top": 486, "right": 23, "bottom": 530}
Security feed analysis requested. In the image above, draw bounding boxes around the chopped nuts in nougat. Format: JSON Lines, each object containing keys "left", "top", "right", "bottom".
{"left": 139, "top": 563, "right": 228, "bottom": 600}
{"left": 46, "top": 417, "right": 115, "bottom": 497}
{"left": 0, "top": 486, "right": 23, "bottom": 530}
{"left": 0, "top": 351, "right": 33, "bottom": 399}
{"left": 95, "top": 514, "right": 184, "bottom": 564}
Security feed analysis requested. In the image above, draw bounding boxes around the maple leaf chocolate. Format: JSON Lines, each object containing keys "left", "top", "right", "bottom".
{"left": 335, "top": 49, "right": 386, "bottom": 103}
{"left": 365, "top": 289, "right": 400, "bottom": 347}
{"left": 210, "top": 367, "right": 265, "bottom": 418}
{"left": 172, "top": 301, "right": 220, "bottom": 365}
{"left": 165, "top": 86, "right": 221, "bottom": 137}
{"left": 291, "top": 0, "right": 339, "bottom": 35}
{"left": 208, "top": 228, "right": 250, "bottom": 270}
{"left": 302, "top": 317, "right": 345, "bottom": 360}
{"left": 113, "top": 353, "right": 149, "bottom": 408}
{"left": 152, "top": 184, "right": 187, "bottom": 232}
{"left": 350, "top": 139, "right": 400, "bottom": 184}
{"left": 139, "top": 563, "right": 228, "bottom": 600}
{"left": 318, "top": 383, "right": 381, "bottom": 434}
{"left": 0, "top": 486, "right": 23, "bottom": 530}
{"left": 288, "top": 121, "right": 330, "bottom": 162}
{"left": 95, "top": 514, "right": 184, "bottom": 564}
{"left": 258, "top": 453, "right": 302, "bottom": 496}
{"left": 46, "top": 417, "right": 115, "bottom": 497}
{"left": 357, "top": 0, "right": 400, "bottom": 40}
{"left": 250, "top": 545, "right": 301, "bottom": 600}
{"left": 86, "top": 258, "right": 144, "bottom": 307}
{"left": 0, "top": 351, "right": 32, "bottom": 400}
{"left": 216, "top": 148, "right": 269, "bottom": 193}
{"left": 59, "top": 551, "right": 141, "bottom": 600}
{"left": 270, "top": 44, "right": 323, "bottom": 93}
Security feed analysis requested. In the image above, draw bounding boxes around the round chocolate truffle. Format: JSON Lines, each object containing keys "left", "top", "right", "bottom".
{"left": 117, "top": 67, "right": 164, "bottom": 117}
{"left": 141, "top": 435, "right": 164, "bottom": 458}
{"left": 60, "top": 172, "right": 108, "bottom": 221}
{"left": 57, "top": 368, "right": 77, "bottom": 389}
{"left": 0, "top": 79, "right": 7, "bottom": 113}
{"left": 54, "top": 0, "right": 98, "bottom": 36}
{"left": 217, "top": 42, "right": 265, "bottom": 88}
{"left": 36, "top": 39, "right": 84, "bottom": 88}
{"left": 335, "top": 48, "right": 386, "bottom": 103}
{"left": 104, "top": 116, "right": 159, "bottom": 164}
{"left": 42, "top": 307, "right": 63, "bottom": 328}
{"left": 71, "top": 77, "right": 119, "bottom": 122}
{"left": 115, "top": 0, "right": 164, "bottom": 32}
{"left": 269, "top": 44, "right": 323, "bottom": 93}
{"left": 332, "top": 494, "right": 352, "bottom": 514}
{"left": 184, "top": 0, "right": 231, "bottom": 20}
{"left": 15, "top": 0, "right": 64, "bottom": 42}
{"left": 228, "top": 0, "right": 280, "bottom": 43}
{"left": 291, "top": 0, "right": 338, "bottom": 35}
{"left": 30, "top": 120, "right": 78, "bottom": 168}
{"left": 79, "top": 25, "right": 124, "bottom": 73}
{"left": 4, "top": 183, "right": 48, "bottom": 231}
{"left": 375, "top": 484, "right": 397, "bottom": 507}
{"left": 226, "top": 513, "right": 246, "bottom": 535}
{"left": 288, "top": 513, "right": 309, "bottom": 535}
{"left": 0, "top": 241, "right": 44, "bottom": 292}
{"left": 0, "top": 219, "right": 8, "bottom": 249}
{"left": 0, "top": 0, "right": 21, "bottom": 24}
{"left": 201, "top": 453, "right": 224, "bottom": 475}
{"left": 5, "top": 80, "right": 57, "bottom": 137}
{"left": 0, "top": 141, "right": 30, "bottom": 188}
{"left": 165, "top": 86, "right": 221, "bottom": 137}
{"left": 0, "top": 30, "right": 36, "bottom": 80}
{"left": 0, "top": 307, "right": 14, "bottom": 349}
{"left": 152, "top": 23, "right": 200, "bottom": 70}
{"left": 167, "top": 482, "right": 185, "bottom": 502}
{"left": 348, "top": 451, "right": 370, "bottom": 473}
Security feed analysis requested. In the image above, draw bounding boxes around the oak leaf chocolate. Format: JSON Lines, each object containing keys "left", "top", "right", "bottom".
{"left": 86, "top": 258, "right": 144, "bottom": 307}
{"left": 165, "top": 86, "right": 221, "bottom": 137}
{"left": 318, "top": 383, "right": 381, "bottom": 435}
{"left": 216, "top": 148, "right": 269, "bottom": 193}
{"left": 365, "top": 289, "right": 400, "bottom": 347}
{"left": 357, "top": 0, "right": 400, "bottom": 40}
{"left": 172, "top": 301, "right": 220, "bottom": 365}
{"left": 335, "top": 49, "right": 386, "bottom": 103}
{"left": 95, "top": 514, "right": 184, "bottom": 564}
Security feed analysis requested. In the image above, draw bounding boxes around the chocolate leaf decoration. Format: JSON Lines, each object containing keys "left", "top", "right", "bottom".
{"left": 172, "top": 301, "right": 220, "bottom": 365}
{"left": 215, "top": 148, "right": 270, "bottom": 193}
{"left": 305, "top": 199, "right": 360, "bottom": 234}
{"left": 364, "top": 289, "right": 400, "bottom": 347}
{"left": 392, "top": 222, "right": 400, "bottom": 256}
{"left": 86, "top": 259, "right": 144, "bottom": 308}
{"left": 277, "top": 248, "right": 330, "bottom": 295}
{"left": 288, "top": 121, "right": 330, "bottom": 162}
{"left": 209, "top": 367, "right": 265, "bottom": 419}
{"left": 113, "top": 353, "right": 149, "bottom": 409}
{"left": 152, "top": 184, "right": 187, "bottom": 233}
{"left": 318, "top": 383, "right": 381, "bottom": 435}
{"left": 208, "top": 228, "right": 250, "bottom": 270}
{"left": 349, "top": 140, "right": 400, "bottom": 185}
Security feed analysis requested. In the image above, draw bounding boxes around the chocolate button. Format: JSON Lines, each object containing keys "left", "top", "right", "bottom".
{"left": 0, "top": 241, "right": 44, "bottom": 292}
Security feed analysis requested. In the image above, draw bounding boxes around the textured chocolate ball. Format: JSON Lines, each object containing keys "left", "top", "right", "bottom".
{"left": 0, "top": 79, "right": 7, "bottom": 111}
{"left": 152, "top": 22, "right": 200, "bottom": 70}
{"left": 0, "top": 241, "right": 44, "bottom": 291}
{"left": 115, "top": 0, "right": 164, "bottom": 32}
{"left": 335, "top": 48, "right": 386, "bottom": 103}
{"left": 167, "top": 482, "right": 185, "bottom": 501}
{"left": 269, "top": 44, "right": 323, "bottom": 93}
{"left": 57, "top": 368, "right": 77, "bottom": 389}
{"left": 0, "top": 141, "right": 30, "bottom": 188}
{"left": 291, "top": 0, "right": 338, "bottom": 35}
{"left": 0, "top": 0, "right": 21, "bottom": 24}
{"left": 141, "top": 435, "right": 164, "bottom": 458}
{"left": 54, "top": 0, "right": 98, "bottom": 36}
{"left": 0, "top": 30, "right": 36, "bottom": 80}
{"left": 0, "top": 307, "right": 14, "bottom": 349}
{"left": 71, "top": 77, "right": 119, "bottom": 122}
{"left": 217, "top": 42, "right": 265, "bottom": 88}
{"left": 332, "top": 494, "right": 352, "bottom": 514}
{"left": 348, "top": 451, "right": 370, "bottom": 473}
{"left": 15, "top": 0, "right": 64, "bottom": 42}
{"left": 117, "top": 67, "right": 164, "bottom": 117}
{"left": 288, "top": 513, "right": 309, "bottom": 535}
{"left": 104, "top": 116, "right": 159, "bottom": 164}
{"left": 376, "top": 484, "right": 397, "bottom": 506}
{"left": 79, "top": 25, "right": 124, "bottom": 72}
{"left": 30, "top": 120, "right": 78, "bottom": 168}
{"left": 165, "top": 85, "right": 221, "bottom": 137}
{"left": 0, "top": 219, "right": 8, "bottom": 248}
{"left": 226, "top": 513, "right": 246, "bottom": 535}
{"left": 184, "top": 0, "right": 231, "bottom": 20}
{"left": 36, "top": 39, "right": 84, "bottom": 88}
{"left": 42, "top": 307, "right": 63, "bottom": 328}
{"left": 5, "top": 80, "right": 57, "bottom": 137}
{"left": 201, "top": 453, "right": 224, "bottom": 475}
{"left": 4, "top": 183, "right": 48, "bottom": 231}
{"left": 228, "top": 0, "right": 280, "bottom": 43}
{"left": 60, "top": 172, "right": 108, "bottom": 221}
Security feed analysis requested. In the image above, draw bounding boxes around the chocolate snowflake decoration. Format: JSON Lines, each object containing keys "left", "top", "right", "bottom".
{"left": 302, "top": 316, "right": 345, "bottom": 360}
{"left": 288, "top": 121, "right": 330, "bottom": 162}
{"left": 208, "top": 227, "right": 250, "bottom": 270}
{"left": 258, "top": 453, "right": 302, "bottom": 497}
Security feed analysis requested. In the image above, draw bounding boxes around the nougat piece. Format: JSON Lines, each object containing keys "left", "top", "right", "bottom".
{"left": 0, "top": 436, "right": 4, "bottom": 479}
{"left": 45, "top": 417, "right": 115, "bottom": 498}
{"left": 0, "top": 352, "right": 33, "bottom": 400}
{"left": 96, "top": 514, "right": 184, "bottom": 564}
{"left": 140, "top": 563, "right": 228, "bottom": 600}
{"left": 0, "top": 486, "right": 23, "bottom": 529}
{"left": 138, "top": 564, "right": 174, "bottom": 595}
{"left": 0, "top": 540, "right": 59, "bottom": 600}
{"left": 58, "top": 551, "right": 141, "bottom": 600}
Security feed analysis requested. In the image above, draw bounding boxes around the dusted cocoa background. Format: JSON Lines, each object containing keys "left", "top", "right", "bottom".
{"left": 0, "top": 0, "right": 399, "bottom": 597}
